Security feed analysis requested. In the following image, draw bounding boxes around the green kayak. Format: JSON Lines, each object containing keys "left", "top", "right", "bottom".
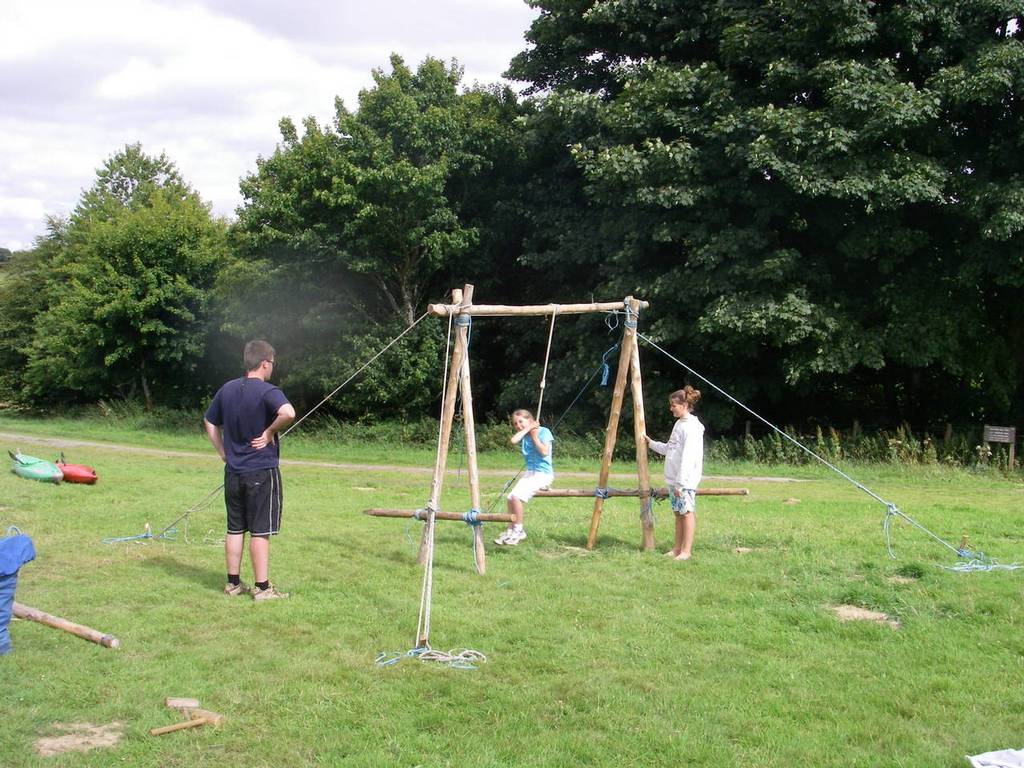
{"left": 9, "top": 451, "right": 63, "bottom": 484}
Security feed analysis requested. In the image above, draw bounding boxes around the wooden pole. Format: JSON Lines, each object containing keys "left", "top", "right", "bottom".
{"left": 427, "top": 300, "right": 648, "bottom": 318}
{"left": 534, "top": 488, "right": 748, "bottom": 498}
{"left": 12, "top": 602, "right": 120, "bottom": 649}
{"left": 150, "top": 718, "right": 207, "bottom": 736}
{"left": 149, "top": 708, "right": 224, "bottom": 737}
{"left": 586, "top": 298, "right": 638, "bottom": 549}
{"left": 628, "top": 303, "right": 655, "bottom": 551}
{"left": 455, "top": 291, "right": 487, "bottom": 575}
{"left": 365, "top": 509, "right": 515, "bottom": 522}
{"left": 417, "top": 286, "right": 468, "bottom": 566}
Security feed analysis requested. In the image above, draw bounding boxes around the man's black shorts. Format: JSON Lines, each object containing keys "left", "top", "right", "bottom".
{"left": 225, "top": 467, "right": 282, "bottom": 536}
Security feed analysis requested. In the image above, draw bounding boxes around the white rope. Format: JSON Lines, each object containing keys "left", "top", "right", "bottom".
{"left": 636, "top": 330, "right": 1015, "bottom": 568}
{"left": 284, "top": 310, "right": 431, "bottom": 437}
{"left": 535, "top": 305, "right": 559, "bottom": 421}
{"left": 119, "top": 310, "right": 432, "bottom": 544}
{"left": 416, "top": 306, "right": 456, "bottom": 648}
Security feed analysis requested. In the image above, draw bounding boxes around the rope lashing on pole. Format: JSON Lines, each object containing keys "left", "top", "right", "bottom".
{"left": 104, "top": 310, "right": 433, "bottom": 545}
{"left": 636, "top": 331, "right": 1020, "bottom": 571}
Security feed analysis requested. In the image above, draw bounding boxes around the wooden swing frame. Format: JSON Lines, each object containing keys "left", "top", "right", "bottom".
{"left": 365, "top": 283, "right": 747, "bottom": 574}
{"left": 378, "top": 283, "right": 655, "bottom": 569}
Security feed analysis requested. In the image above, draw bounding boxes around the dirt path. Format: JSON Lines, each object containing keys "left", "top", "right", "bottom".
{"left": 0, "top": 430, "right": 804, "bottom": 483}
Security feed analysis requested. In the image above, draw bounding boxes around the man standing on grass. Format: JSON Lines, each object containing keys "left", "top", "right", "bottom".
{"left": 204, "top": 339, "right": 295, "bottom": 601}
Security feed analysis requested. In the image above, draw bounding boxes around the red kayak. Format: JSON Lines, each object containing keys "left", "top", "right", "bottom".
{"left": 56, "top": 453, "right": 98, "bottom": 485}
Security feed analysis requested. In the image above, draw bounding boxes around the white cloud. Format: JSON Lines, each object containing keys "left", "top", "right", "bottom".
{"left": 0, "top": 0, "right": 538, "bottom": 250}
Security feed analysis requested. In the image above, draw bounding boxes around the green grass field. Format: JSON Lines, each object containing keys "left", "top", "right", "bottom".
{"left": 1, "top": 422, "right": 1022, "bottom": 767}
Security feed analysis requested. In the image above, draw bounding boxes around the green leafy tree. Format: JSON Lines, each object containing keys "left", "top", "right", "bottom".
{"left": 509, "top": 1, "right": 1024, "bottom": 429}
{"left": 0, "top": 220, "right": 67, "bottom": 404}
{"left": 74, "top": 142, "right": 193, "bottom": 222}
{"left": 230, "top": 55, "right": 527, "bottom": 418}
{"left": 23, "top": 147, "right": 228, "bottom": 408}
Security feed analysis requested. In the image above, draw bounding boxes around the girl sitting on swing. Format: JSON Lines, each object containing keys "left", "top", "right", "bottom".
{"left": 494, "top": 408, "right": 554, "bottom": 547}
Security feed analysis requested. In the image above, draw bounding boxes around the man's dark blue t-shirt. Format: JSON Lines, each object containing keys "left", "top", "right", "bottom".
{"left": 205, "top": 377, "right": 291, "bottom": 473}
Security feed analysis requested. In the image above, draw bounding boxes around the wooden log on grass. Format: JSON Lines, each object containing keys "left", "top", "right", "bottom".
{"left": 366, "top": 508, "right": 515, "bottom": 523}
{"left": 535, "top": 488, "right": 749, "bottom": 498}
{"left": 12, "top": 602, "right": 120, "bottom": 649}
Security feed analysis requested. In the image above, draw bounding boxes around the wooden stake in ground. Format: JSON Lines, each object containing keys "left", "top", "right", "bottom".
{"left": 12, "top": 602, "right": 119, "bottom": 649}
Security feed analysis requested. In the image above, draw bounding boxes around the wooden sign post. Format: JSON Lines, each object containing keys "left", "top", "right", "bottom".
{"left": 983, "top": 425, "right": 1016, "bottom": 468}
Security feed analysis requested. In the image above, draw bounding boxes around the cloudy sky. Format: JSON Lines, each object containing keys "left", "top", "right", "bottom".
{"left": 0, "top": 0, "right": 539, "bottom": 251}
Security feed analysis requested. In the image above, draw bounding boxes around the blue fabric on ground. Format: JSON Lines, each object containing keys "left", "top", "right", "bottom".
{"left": 0, "top": 534, "right": 35, "bottom": 576}
{"left": 0, "top": 573, "right": 17, "bottom": 654}
{"left": 0, "top": 533, "right": 34, "bottom": 655}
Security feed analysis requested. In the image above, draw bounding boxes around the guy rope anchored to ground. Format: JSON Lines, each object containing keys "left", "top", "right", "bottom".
{"left": 103, "top": 311, "right": 433, "bottom": 545}
{"left": 633, "top": 328, "right": 1021, "bottom": 573}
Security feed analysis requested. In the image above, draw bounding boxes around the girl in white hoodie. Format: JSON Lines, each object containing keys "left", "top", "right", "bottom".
{"left": 645, "top": 386, "right": 704, "bottom": 560}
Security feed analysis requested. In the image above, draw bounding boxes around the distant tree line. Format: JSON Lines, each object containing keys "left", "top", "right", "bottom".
{"left": 2, "top": 2, "right": 1023, "bottom": 437}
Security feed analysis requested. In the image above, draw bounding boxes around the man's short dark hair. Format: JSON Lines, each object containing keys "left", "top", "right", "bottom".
{"left": 244, "top": 340, "right": 275, "bottom": 372}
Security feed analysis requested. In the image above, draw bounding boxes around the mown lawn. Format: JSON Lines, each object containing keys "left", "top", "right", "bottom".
{"left": 1, "top": 425, "right": 1022, "bottom": 767}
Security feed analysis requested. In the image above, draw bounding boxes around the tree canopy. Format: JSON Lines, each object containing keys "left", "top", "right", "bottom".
{"left": 508, "top": 0, "right": 1024, "bottom": 428}
{"left": 230, "top": 54, "right": 527, "bottom": 417}
{"left": 6, "top": 145, "right": 228, "bottom": 408}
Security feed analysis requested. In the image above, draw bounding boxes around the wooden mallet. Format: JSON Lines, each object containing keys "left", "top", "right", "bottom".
{"left": 149, "top": 698, "right": 225, "bottom": 736}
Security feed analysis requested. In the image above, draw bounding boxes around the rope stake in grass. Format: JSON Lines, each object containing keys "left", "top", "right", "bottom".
{"left": 102, "top": 522, "right": 178, "bottom": 545}
{"left": 639, "top": 331, "right": 1018, "bottom": 570}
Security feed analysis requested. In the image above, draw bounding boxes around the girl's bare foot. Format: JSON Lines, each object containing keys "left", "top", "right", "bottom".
{"left": 674, "top": 552, "right": 691, "bottom": 561}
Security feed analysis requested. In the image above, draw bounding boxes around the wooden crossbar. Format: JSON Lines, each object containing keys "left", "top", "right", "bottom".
{"left": 365, "top": 508, "right": 515, "bottom": 523}
{"left": 535, "top": 488, "right": 749, "bottom": 498}
{"left": 427, "top": 300, "right": 649, "bottom": 318}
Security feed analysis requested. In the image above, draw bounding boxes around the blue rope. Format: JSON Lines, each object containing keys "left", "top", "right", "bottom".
{"left": 462, "top": 509, "right": 481, "bottom": 526}
{"left": 550, "top": 341, "right": 620, "bottom": 431}
{"left": 594, "top": 487, "right": 609, "bottom": 499}
{"left": 102, "top": 527, "right": 177, "bottom": 544}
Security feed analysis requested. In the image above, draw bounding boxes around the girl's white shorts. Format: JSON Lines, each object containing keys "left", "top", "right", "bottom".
{"left": 669, "top": 485, "right": 697, "bottom": 515}
{"left": 508, "top": 471, "right": 554, "bottom": 502}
